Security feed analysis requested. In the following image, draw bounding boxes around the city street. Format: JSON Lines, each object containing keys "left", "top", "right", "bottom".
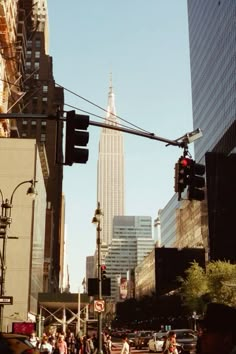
{"left": 112, "top": 341, "right": 149, "bottom": 354}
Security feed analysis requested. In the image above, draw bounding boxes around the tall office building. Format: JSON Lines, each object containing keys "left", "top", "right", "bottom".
{"left": 15, "top": 1, "right": 64, "bottom": 291}
{"left": 97, "top": 78, "right": 125, "bottom": 245}
{"left": 188, "top": 1, "right": 236, "bottom": 161}
{"left": 105, "top": 216, "right": 154, "bottom": 301}
{"left": 187, "top": 1, "right": 236, "bottom": 261}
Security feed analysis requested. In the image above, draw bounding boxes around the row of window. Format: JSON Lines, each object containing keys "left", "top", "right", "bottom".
{"left": 21, "top": 132, "right": 46, "bottom": 142}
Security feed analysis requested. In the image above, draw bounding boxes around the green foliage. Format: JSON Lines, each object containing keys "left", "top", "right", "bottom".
{"left": 178, "top": 261, "right": 208, "bottom": 313}
{"left": 206, "top": 261, "right": 236, "bottom": 306}
{"left": 179, "top": 260, "right": 236, "bottom": 314}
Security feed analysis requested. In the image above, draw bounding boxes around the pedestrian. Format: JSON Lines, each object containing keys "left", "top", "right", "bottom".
{"left": 39, "top": 336, "right": 53, "bottom": 353}
{"left": 92, "top": 333, "right": 98, "bottom": 354}
{"left": 55, "top": 334, "right": 68, "bottom": 354}
{"left": 163, "top": 343, "right": 178, "bottom": 354}
{"left": 120, "top": 335, "right": 129, "bottom": 354}
{"left": 199, "top": 302, "right": 236, "bottom": 354}
{"left": 66, "top": 332, "right": 76, "bottom": 354}
{"left": 162, "top": 331, "right": 177, "bottom": 353}
{"left": 29, "top": 331, "right": 39, "bottom": 349}
{"left": 107, "top": 335, "right": 112, "bottom": 354}
{"left": 85, "top": 335, "right": 94, "bottom": 354}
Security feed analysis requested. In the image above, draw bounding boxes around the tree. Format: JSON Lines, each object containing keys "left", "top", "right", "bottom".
{"left": 206, "top": 260, "right": 236, "bottom": 306}
{"left": 178, "top": 261, "right": 208, "bottom": 313}
{"left": 179, "top": 261, "right": 236, "bottom": 314}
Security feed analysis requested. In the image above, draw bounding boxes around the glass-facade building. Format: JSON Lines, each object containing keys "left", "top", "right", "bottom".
{"left": 105, "top": 216, "right": 154, "bottom": 301}
{"left": 188, "top": 0, "right": 236, "bottom": 161}
{"left": 187, "top": 0, "right": 236, "bottom": 262}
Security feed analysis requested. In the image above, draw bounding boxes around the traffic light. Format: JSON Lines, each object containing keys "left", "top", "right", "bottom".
{"left": 187, "top": 161, "right": 205, "bottom": 201}
{"left": 101, "top": 265, "right": 107, "bottom": 280}
{"left": 65, "top": 110, "right": 89, "bottom": 166}
{"left": 174, "top": 156, "right": 193, "bottom": 199}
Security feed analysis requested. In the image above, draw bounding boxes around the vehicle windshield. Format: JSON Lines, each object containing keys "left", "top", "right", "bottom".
{"left": 176, "top": 331, "right": 196, "bottom": 339}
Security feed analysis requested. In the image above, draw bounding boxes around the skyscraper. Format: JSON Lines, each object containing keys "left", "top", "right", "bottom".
{"left": 187, "top": 0, "right": 236, "bottom": 161}
{"left": 187, "top": 1, "right": 236, "bottom": 262}
{"left": 97, "top": 77, "right": 125, "bottom": 245}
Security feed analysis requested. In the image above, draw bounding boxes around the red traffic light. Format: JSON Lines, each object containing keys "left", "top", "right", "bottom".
{"left": 179, "top": 157, "right": 192, "bottom": 167}
{"left": 101, "top": 265, "right": 106, "bottom": 271}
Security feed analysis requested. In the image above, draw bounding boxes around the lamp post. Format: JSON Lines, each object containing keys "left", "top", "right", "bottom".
{"left": 0, "top": 179, "right": 37, "bottom": 331}
{"left": 92, "top": 202, "right": 103, "bottom": 354}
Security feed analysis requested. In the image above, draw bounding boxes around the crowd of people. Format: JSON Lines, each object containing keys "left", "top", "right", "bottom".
{"left": 28, "top": 330, "right": 113, "bottom": 354}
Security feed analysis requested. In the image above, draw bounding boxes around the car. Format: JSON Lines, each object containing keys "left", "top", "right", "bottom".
{"left": 148, "top": 332, "right": 166, "bottom": 352}
{"left": 0, "top": 333, "right": 40, "bottom": 354}
{"left": 172, "top": 329, "right": 198, "bottom": 354}
{"left": 127, "top": 332, "right": 136, "bottom": 347}
{"left": 134, "top": 331, "right": 153, "bottom": 349}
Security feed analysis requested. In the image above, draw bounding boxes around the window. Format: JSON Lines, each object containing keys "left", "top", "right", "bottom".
{"left": 40, "top": 133, "right": 46, "bottom": 142}
{"left": 34, "top": 74, "right": 39, "bottom": 80}
{"left": 35, "top": 51, "right": 40, "bottom": 59}
{"left": 42, "top": 97, "right": 48, "bottom": 102}
{"left": 34, "top": 62, "right": 40, "bottom": 70}
{"left": 35, "top": 39, "right": 41, "bottom": 48}
{"left": 25, "top": 62, "right": 31, "bottom": 69}
{"left": 42, "top": 85, "right": 48, "bottom": 93}
{"left": 31, "top": 120, "right": 37, "bottom": 128}
{"left": 41, "top": 121, "right": 47, "bottom": 131}
{"left": 26, "top": 50, "right": 32, "bottom": 58}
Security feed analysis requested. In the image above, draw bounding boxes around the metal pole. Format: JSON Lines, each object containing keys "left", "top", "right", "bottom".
{"left": 77, "top": 289, "right": 81, "bottom": 335}
{"left": 0, "top": 201, "right": 11, "bottom": 332}
{"left": 97, "top": 215, "right": 102, "bottom": 354}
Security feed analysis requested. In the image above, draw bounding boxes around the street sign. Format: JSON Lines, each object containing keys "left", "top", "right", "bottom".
{"left": 94, "top": 300, "right": 105, "bottom": 312}
{"left": 0, "top": 296, "right": 13, "bottom": 305}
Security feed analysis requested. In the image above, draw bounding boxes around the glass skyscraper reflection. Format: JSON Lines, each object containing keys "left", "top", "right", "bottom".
{"left": 187, "top": 1, "right": 236, "bottom": 161}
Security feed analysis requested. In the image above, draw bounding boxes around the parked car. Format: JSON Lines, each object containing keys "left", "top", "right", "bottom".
{"left": 0, "top": 333, "right": 39, "bottom": 354}
{"left": 173, "top": 329, "right": 198, "bottom": 354}
{"left": 134, "top": 331, "right": 153, "bottom": 349}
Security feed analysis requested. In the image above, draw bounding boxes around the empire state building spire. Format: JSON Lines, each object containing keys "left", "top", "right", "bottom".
{"left": 97, "top": 75, "right": 125, "bottom": 245}
{"left": 106, "top": 73, "right": 116, "bottom": 122}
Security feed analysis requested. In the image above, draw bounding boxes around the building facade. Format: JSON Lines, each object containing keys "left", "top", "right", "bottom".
{"left": 15, "top": 1, "right": 64, "bottom": 292}
{"left": 97, "top": 78, "right": 125, "bottom": 246}
{"left": 188, "top": 0, "right": 236, "bottom": 161}
{"left": 105, "top": 216, "right": 154, "bottom": 301}
{"left": 188, "top": 0, "right": 236, "bottom": 261}
{"left": 0, "top": 138, "right": 47, "bottom": 331}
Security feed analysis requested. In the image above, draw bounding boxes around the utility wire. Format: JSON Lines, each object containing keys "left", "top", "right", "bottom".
{"left": 64, "top": 102, "right": 152, "bottom": 134}
{"left": 56, "top": 82, "right": 153, "bottom": 135}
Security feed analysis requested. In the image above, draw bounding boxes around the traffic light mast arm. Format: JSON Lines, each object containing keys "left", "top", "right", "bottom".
{"left": 89, "top": 119, "right": 185, "bottom": 148}
{"left": 0, "top": 113, "right": 195, "bottom": 149}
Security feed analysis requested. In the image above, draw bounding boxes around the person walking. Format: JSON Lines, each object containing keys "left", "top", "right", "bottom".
{"left": 39, "top": 336, "right": 53, "bottom": 353}
{"left": 106, "top": 335, "right": 112, "bottom": 354}
{"left": 120, "top": 335, "right": 129, "bottom": 354}
{"left": 55, "top": 334, "right": 68, "bottom": 354}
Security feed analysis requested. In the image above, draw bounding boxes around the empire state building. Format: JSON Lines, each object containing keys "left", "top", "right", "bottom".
{"left": 97, "top": 78, "right": 125, "bottom": 245}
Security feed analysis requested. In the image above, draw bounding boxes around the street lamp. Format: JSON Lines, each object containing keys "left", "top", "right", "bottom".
{"left": 92, "top": 202, "right": 103, "bottom": 354}
{"left": 0, "top": 179, "right": 37, "bottom": 331}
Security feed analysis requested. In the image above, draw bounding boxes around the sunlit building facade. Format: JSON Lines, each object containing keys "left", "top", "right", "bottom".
{"left": 97, "top": 79, "right": 125, "bottom": 246}
{"left": 105, "top": 216, "right": 154, "bottom": 301}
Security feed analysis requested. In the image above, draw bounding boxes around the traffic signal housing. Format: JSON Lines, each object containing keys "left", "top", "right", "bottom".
{"left": 101, "top": 265, "right": 107, "bottom": 280}
{"left": 65, "top": 110, "right": 89, "bottom": 166}
{"left": 174, "top": 156, "right": 193, "bottom": 199}
{"left": 187, "top": 161, "right": 205, "bottom": 201}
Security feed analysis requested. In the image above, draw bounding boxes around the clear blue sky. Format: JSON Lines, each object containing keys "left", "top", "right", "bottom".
{"left": 48, "top": 1, "right": 193, "bottom": 292}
